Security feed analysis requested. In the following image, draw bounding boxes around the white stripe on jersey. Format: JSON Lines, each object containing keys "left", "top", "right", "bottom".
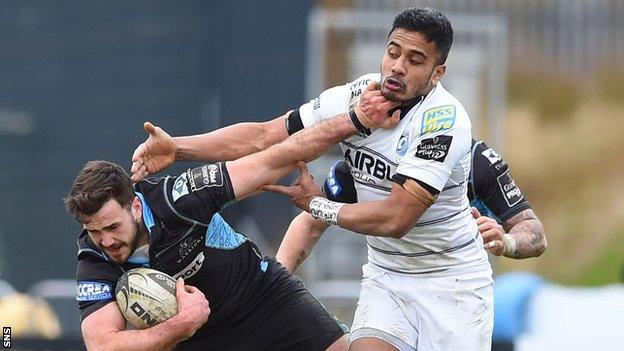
{"left": 299, "top": 73, "right": 490, "bottom": 274}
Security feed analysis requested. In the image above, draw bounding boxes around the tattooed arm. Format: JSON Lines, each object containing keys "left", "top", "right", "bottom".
{"left": 475, "top": 207, "right": 547, "bottom": 259}
{"left": 502, "top": 208, "right": 547, "bottom": 259}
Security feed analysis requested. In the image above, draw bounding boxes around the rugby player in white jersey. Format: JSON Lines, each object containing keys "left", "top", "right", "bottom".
{"left": 131, "top": 7, "right": 493, "bottom": 351}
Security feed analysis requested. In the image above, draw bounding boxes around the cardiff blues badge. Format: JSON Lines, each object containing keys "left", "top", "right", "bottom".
{"left": 396, "top": 129, "right": 410, "bottom": 156}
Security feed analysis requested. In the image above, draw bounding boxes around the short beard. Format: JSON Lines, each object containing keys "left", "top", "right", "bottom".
{"left": 380, "top": 66, "right": 436, "bottom": 103}
{"left": 126, "top": 218, "right": 146, "bottom": 258}
{"left": 381, "top": 84, "right": 427, "bottom": 104}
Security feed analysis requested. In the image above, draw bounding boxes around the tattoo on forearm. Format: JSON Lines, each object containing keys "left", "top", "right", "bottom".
{"left": 505, "top": 209, "right": 547, "bottom": 259}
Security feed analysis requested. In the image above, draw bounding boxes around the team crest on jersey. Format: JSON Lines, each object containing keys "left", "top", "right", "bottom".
{"left": 396, "top": 129, "right": 410, "bottom": 156}
{"left": 172, "top": 172, "right": 190, "bottom": 202}
{"left": 76, "top": 281, "right": 113, "bottom": 301}
{"left": 420, "top": 105, "right": 456, "bottom": 135}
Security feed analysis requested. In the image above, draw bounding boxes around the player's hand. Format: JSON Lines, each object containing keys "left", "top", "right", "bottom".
{"left": 131, "top": 122, "right": 177, "bottom": 183}
{"left": 472, "top": 207, "right": 507, "bottom": 256}
{"left": 174, "top": 278, "right": 210, "bottom": 338}
{"left": 354, "top": 81, "right": 401, "bottom": 130}
{"left": 261, "top": 161, "right": 324, "bottom": 212}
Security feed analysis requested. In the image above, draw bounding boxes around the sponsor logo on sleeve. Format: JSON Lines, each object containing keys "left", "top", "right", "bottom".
{"left": 76, "top": 281, "right": 113, "bottom": 301}
{"left": 415, "top": 135, "right": 453, "bottom": 162}
{"left": 171, "top": 172, "right": 190, "bottom": 202}
{"left": 420, "top": 105, "right": 456, "bottom": 135}
{"left": 496, "top": 170, "right": 523, "bottom": 207}
{"left": 481, "top": 148, "right": 502, "bottom": 165}
{"left": 189, "top": 163, "right": 224, "bottom": 191}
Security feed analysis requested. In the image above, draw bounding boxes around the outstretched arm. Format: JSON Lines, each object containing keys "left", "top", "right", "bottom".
{"left": 226, "top": 82, "right": 401, "bottom": 201}
{"left": 176, "top": 114, "right": 290, "bottom": 162}
{"left": 263, "top": 163, "right": 431, "bottom": 238}
{"left": 131, "top": 114, "right": 290, "bottom": 182}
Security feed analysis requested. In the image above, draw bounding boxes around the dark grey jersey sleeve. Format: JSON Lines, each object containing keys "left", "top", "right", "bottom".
{"left": 137, "top": 162, "right": 236, "bottom": 227}
{"left": 469, "top": 140, "right": 531, "bottom": 222}
{"left": 76, "top": 255, "right": 122, "bottom": 321}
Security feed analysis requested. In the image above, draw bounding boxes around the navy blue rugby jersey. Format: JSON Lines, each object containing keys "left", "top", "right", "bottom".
{"left": 467, "top": 140, "right": 531, "bottom": 222}
{"left": 75, "top": 163, "right": 290, "bottom": 338}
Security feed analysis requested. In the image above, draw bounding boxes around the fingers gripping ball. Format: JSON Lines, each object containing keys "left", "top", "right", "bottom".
{"left": 115, "top": 268, "right": 178, "bottom": 329}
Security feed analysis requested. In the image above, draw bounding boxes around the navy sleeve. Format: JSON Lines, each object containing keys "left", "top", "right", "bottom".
{"left": 137, "top": 162, "right": 236, "bottom": 226}
{"left": 76, "top": 256, "right": 122, "bottom": 321}
{"left": 285, "top": 109, "right": 305, "bottom": 135}
{"left": 471, "top": 141, "right": 531, "bottom": 222}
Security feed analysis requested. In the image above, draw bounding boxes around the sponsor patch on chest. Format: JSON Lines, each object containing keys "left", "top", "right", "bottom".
{"left": 173, "top": 252, "right": 205, "bottom": 280}
{"left": 415, "top": 135, "right": 453, "bottom": 162}
{"left": 421, "top": 105, "right": 456, "bottom": 135}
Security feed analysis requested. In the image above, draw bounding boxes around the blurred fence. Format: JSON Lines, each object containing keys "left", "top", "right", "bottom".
{"left": 353, "top": 0, "right": 623, "bottom": 77}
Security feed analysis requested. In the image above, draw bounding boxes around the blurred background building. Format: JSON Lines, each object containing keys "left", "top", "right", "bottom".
{"left": 1, "top": 0, "right": 623, "bottom": 349}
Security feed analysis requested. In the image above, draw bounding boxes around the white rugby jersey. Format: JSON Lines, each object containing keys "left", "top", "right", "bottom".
{"left": 299, "top": 73, "right": 490, "bottom": 274}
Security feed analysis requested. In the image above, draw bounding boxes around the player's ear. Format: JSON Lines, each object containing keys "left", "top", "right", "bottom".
{"left": 131, "top": 196, "right": 142, "bottom": 221}
{"left": 430, "top": 64, "right": 446, "bottom": 85}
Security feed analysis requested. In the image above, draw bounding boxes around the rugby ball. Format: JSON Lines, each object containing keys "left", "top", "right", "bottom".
{"left": 115, "top": 268, "right": 178, "bottom": 329}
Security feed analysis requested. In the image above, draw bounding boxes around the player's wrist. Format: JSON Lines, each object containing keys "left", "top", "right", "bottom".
{"left": 309, "top": 197, "right": 344, "bottom": 225}
{"left": 350, "top": 106, "right": 372, "bottom": 131}
{"left": 169, "top": 310, "right": 203, "bottom": 337}
{"left": 502, "top": 234, "right": 517, "bottom": 256}
{"left": 172, "top": 137, "right": 190, "bottom": 161}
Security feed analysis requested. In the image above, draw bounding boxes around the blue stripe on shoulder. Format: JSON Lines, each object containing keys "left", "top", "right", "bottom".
{"left": 205, "top": 214, "right": 247, "bottom": 249}
{"left": 135, "top": 192, "right": 155, "bottom": 234}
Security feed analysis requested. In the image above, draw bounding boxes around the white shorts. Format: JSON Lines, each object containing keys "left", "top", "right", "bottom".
{"left": 349, "top": 263, "right": 493, "bottom": 351}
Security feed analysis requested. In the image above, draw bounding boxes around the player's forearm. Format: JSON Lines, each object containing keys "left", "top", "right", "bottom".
{"left": 228, "top": 113, "right": 358, "bottom": 201}
{"left": 276, "top": 212, "right": 330, "bottom": 273}
{"left": 503, "top": 209, "right": 547, "bottom": 259}
{"left": 261, "top": 113, "right": 356, "bottom": 169}
{"left": 176, "top": 118, "right": 288, "bottom": 162}
{"left": 337, "top": 200, "right": 417, "bottom": 238}
{"left": 83, "top": 315, "right": 194, "bottom": 351}
{"left": 85, "top": 318, "right": 191, "bottom": 351}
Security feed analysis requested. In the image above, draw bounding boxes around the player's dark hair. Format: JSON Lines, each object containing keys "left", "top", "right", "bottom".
{"left": 390, "top": 7, "right": 454, "bottom": 64}
{"left": 65, "top": 160, "right": 135, "bottom": 222}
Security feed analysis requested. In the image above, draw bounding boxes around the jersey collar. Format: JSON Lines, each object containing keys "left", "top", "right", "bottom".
{"left": 135, "top": 191, "right": 155, "bottom": 234}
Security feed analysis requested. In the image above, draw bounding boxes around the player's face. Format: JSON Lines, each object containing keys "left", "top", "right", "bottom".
{"left": 83, "top": 198, "right": 147, "bottom": 264}
{"left": 380, "top": 28, "right": 447, "bottom": 102}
